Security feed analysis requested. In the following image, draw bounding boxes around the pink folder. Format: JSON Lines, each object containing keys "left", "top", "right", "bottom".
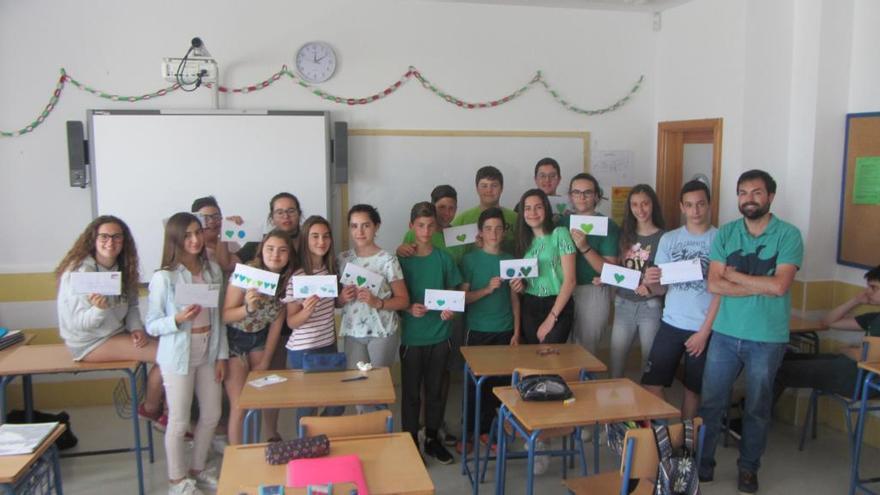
{"left": 286, "top": 454, "right": 369, "bottom": 495}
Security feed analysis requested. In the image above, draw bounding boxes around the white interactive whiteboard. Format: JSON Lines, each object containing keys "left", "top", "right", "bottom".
{"left": 89, "top": 110, "right": 330, "bottom": 281}
{"left": 347, "top": 130, "right": 590, "bottom": 248}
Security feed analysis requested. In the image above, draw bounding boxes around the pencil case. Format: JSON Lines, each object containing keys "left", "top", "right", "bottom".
{"left": 265, "top": 434, "right": 330, "bottom": 465}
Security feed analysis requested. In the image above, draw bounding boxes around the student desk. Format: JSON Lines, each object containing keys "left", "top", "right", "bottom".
{"left": 240, "top": 368, "right": 396, "bottom": 444}
{"left": 0, "top": 334, "right": 35, "bottom": 414}
{"left": 216, "top": 432, "right": 434, "bottom": 495}
{"left": 849, "top": 361, "right": 880, "bottom": 495}
{"left": 493, "top": 378, "right": 679, "bottom": 495}
{"left": 459, "top": 344, "right": 606, "bottom": 495}
{"left": 0, "top": 423, "right": 65, "bottom": 495}
{"left": 790, "top": 316, "right": 827, "bottom": 354}
{"left": 0, "top": 344, "right": 153, "bottom": 495}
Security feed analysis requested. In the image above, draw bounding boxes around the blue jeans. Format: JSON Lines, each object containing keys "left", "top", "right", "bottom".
{"left": 286, "top": 343, "right": 345, "bottom": 429}
{"left": 698, "top": 332, "right": 786, "bottom": 473}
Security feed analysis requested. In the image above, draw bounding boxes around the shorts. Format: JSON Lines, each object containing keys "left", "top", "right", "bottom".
{"left": 640, "top": 320, "right": 708, "bottom": 393}
{"left": 227, "top": 324, "right": 268, "bottom": 357}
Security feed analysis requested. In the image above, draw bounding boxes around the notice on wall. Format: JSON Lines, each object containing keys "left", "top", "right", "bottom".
{"left": 853, "top": 156, "right": 880, "bottom": 205}
{"left": 591, "top": 150, "right": 634, "bottom": 189}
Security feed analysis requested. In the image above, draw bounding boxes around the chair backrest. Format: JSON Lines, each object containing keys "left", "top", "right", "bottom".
{"left": 620, "top": 418, "right": 704, "bottom": 481}
{"left": 862, "top": 336, "right": 880, "bottom": 362}
{"left": 512, "top": 366, "right": 586, "bottom": 384}
{"left": 298, "top": 410, "right": 392, "bottom": 438}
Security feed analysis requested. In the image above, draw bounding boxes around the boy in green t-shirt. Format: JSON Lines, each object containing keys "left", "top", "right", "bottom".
{"left": 459, "top": 207, "right": 521, "bottom": 449}
{"left": 398, "top": 201, "right": 462, "bottom": 465}
{"left": 450, "top": 166, "right": 518, "bottom": 252}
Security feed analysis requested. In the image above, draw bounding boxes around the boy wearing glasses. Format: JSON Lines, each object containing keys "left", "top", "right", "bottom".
{"left": 560, "top": 173, "right": 620, "bottom": 354}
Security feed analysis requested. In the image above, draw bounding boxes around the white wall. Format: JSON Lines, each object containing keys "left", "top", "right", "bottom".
{"left": 0, "top": 0, "right": 656, "bottom": 274}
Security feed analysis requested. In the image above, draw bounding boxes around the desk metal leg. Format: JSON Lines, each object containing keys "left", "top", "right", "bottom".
{"left": 141, "top": 364, "right": 155, "bottom": 464}
{"left": 23, "top": 375, "right": 34, "bottom": 422}
{"left": 243, "top": 409, "right": 262, "bottom": 444}
{"left": 494, "top": 406, "right": 508, "bottom": 495}
{"left": 0, "top": 375, "right": 15, "bottom": 423}
{"left": 461, "top": 362, "right": 469, "bottom": 476}
{"left": 126, "top": 369, "right": 145, "bottom": 495}
{"left": 50, "top": 443, "right": 64, "bottom": 495}
{"left": 525, "top": 429, "right": 541, "bottom": 495}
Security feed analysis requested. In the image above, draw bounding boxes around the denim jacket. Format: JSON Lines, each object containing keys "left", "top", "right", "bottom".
{"left": 145, "top": 261, "right": 228, "bottom": 375}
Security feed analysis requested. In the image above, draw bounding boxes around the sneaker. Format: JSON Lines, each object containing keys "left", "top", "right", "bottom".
{"left": 737, "top": 468, "right": 758, "bottom": 494}
{"left": 425, "top": 438, "right": 455, "bottom": 465}
{"left": 137, "top": 403, "right": 162, "bottom": 423}
{"left": 168, "top": 478, "right": 203, "bottom": 495}
{"left": 698, "top": 464, "right": 714, "bottom": 483}
{"left": 191, "top": 466, "right": 219, "bottom": 490}
{"left": 152, "top": 414, "right": 169, "bottom": 433}
{"left": 455, "top": 441, "right": 474, "bottom": 455}
{"left": 479, "top": 434, "right": 498, "bottom": 454}
{"left": 442, "top": 431, "right": 458, "bottom": 447}
{"left": 532, "top": 440, "right": 550, "bottom": 475}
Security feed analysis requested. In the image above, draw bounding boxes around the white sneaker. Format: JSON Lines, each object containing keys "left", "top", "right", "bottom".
{"left": 580, "top": 427, "right": 593, "bottom": 443}
{"left": 168, "top": 478, "right": 204, "bottom": 495}
{"left": 532, "top": 440, "right": 550, "bottom": 475}
{"left": 191, "top": 466, "right": 219, "bottom": 490}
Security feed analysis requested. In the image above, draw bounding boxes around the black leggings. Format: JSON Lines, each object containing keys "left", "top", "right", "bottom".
{"left": 520, "top": 294, "right": 574, "bottom": 344}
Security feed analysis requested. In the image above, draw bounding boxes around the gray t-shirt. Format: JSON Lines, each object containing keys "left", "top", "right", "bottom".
{"left": 616, "top": 230, "right": 664, "bottom": 302}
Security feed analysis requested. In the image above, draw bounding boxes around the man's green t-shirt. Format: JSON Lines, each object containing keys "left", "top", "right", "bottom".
{"left": 461, "top": 249, "right": 514, "bottom": 333}
{"left": 451, "top": 206, "right": 518, "bottom": 254}
{"left": 559, "top": 213, "right": 620, "bottom": 285}
{"left": 710, "top": 215, "right": 804, "bottom": 343}
{"left": 524, "top": 226, "right": 577, "bottom": 297}
{"left": 401, "top": 230, "right": 466, "bottom": 265}
{"left": 399, "top": 248, "right": 463, "bottom": 346}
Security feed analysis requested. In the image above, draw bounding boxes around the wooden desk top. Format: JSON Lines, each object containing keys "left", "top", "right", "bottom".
{"left": 0, "top": 334, "right": 35, "bottom": 363}
{"left": 0, "top": 423, "right": 66, "bottom": 484}
{"left": 789, "top": 316, "right": 828, "bottom": 334}
{"left": 493, "top": 378, "right": 679, "bottom": 431}
{"left": 858, "top": 361, "right": 880, "bottom": 375}
{"left": 460, "top": 344, "right": 607, "bottom": 376}
{"left": 238, "top": 368, "right": 396, "bottom": 410}
{"left": 0, "top": 344, "right": 139, "bottom": 376}
{"left": 217, "top": 432, "right": 434, "bottom": 495}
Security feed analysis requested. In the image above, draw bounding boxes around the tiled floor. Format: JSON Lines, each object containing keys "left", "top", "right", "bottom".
{"left": 52, "top": 375, "right": 879, "bottom": 495}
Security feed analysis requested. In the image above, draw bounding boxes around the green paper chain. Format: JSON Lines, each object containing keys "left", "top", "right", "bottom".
{"left": 1, "top": 66, "right": 645, "bottom": 138}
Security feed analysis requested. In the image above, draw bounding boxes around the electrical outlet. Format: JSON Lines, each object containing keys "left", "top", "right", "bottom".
{"left": 162, "top": 58, "right": 218, "bottom": 83}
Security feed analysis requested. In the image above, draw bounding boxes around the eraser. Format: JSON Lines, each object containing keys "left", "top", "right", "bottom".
{"left": 563, "top": 398, "right": 576, "bottom": 406}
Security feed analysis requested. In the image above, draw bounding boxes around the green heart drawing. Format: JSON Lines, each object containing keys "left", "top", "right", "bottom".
{"left": 614, "top": 273, "right": 625, "bottom": 284}
{"left": 266, "top": 283, "right": 276, "bottom": 290}
{"left": 356, "top": 276, "right": 367, "bottom": 286}
{"left": 520, "top": 266, "right": 532, "bottom": 277}
{"left": 456, "top": 234, "right": 467, "bottom": 242}
{"left": 224, "top": 230, "right": 235, "bottom": 238}
{"left": 256, "top": 281, "right": 264, "bottom": 287}
{"left": 556, "top": 203, "right": 567, "bottom": 214}
{"left": 436, "top": 299, "right": 446, "bottom": 306}
{"left": 580, "top": 223, "right": 594, "bottom": 234}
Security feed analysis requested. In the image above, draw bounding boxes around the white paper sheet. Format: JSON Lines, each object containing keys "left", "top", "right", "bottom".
{"left": 600, "top": 264, "right": 641, "bottom": 290}
{"left": 442, "top": 224, "right": 479, "bottom": 247}
{"left": 424, "top": 289, "right": 465, "bottom": 312}
{"left": 499, "top": 258, "right": 539, "bottom": 279}
{"left": 220, "top": 219, "right": 263, "bottom": 244}
{"left": 290, "top": 275, "right": 339, "bottom": 298}
{"left": 569, "top": 215, "right": 609, "bottom": 237}
{"left": 70, "top": 271, "right": 122, "bottom": 296}
{"left": 340, "top": 263, "right": 384, "bottom": 296}
{"left": 174, "top": 283, "right": 221, "bottom": 308}
{"left": 230, "top": 263, "right": 281, "bottom": 296}
{"left": 658, "top": 259, "right": 704, "bottom": 285}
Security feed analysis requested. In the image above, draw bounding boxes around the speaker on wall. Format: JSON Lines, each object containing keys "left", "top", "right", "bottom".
{"left": 333, "top": 121, "right": 348, "bottom": 184}
{"left": 66, "top": 121, "right": 88, "bottom": 188}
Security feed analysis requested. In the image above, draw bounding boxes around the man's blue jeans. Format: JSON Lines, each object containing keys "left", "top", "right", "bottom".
{"left": 698, "top": 332, "right": 786, "bottom": 473}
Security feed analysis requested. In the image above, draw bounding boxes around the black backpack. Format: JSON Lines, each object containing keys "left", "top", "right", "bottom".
{"left": 652, "top": 419, "right": 699, "bottom": 495}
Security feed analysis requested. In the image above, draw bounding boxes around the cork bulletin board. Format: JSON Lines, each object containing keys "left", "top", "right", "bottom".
{"left": 837, "top": 112, "right": 880, "bottom": 269}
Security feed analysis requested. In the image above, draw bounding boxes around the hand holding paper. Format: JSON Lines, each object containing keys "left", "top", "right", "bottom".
{"left": 340, "top": 263, "right": 383, "bottom": 296}
{"left": 70, "top": 272, "right": 122, "bottom": 296}
{"left": 600, "top": 264, "right": 641, "bottom": 290}
{"left": 424, "top": 289, "right": 465, "bottom": 312}
{"left": 230, "top": 263, "right": 281, "bottom": 296}
{"left": 443, "top": 224, "right": 479, "bottom": 247}
{"left": 658, "top": 259, "right": 704, "bottom": 285}
{"left": 569, "top": 215, "right": 609, "bottom": 237}
{"left": 220, "top": 219, "right": 262, "bottom": 244}
{"left": 290, "top": 275, "right": 339, "bottom": 298}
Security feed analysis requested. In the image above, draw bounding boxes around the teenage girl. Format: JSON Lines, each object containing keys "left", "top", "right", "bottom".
{"left": 222, "top": 229, "right": 294, "bottom": 445}
{"left": 145, "top": 212, "right": 227, "bottom": 495}
{"left": 609, "top": 184, "right": 666, "bottom": 378}
{"left": 55, "top": 215, "right": 163, "bottom": 423}
{"left": 337, "top": 204, "right": 410, "bottom": 411}
{"left": 191, "top": 195, "right": 241, "bottom": 274}
{"left": 286, "top": 216, "right": 345, "bottom": 420}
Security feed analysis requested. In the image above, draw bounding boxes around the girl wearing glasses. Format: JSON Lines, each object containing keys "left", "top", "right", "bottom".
{"left": 560, "top": 173, "right": 620, "bottom": 355}
{"left": 191, "top": 196, "right": 241, "bottom": 274}
{"left": 145, "top": 212, "right": 227, "bottom": 494}
{"left": 55, "top": 215, "right": 164, "bottom": 425}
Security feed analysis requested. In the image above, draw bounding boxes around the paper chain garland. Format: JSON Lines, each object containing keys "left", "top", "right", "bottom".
{"left": 0, "top": 66, "right": 644, "bottom": 138}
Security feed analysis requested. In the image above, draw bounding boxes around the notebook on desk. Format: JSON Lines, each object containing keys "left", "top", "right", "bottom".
{"left": 287, "top": 454, "right": 368, "bottom": 495}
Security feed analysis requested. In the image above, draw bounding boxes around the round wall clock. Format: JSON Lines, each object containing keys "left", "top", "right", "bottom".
{"left": 295, "top": 41, "right": 337, "bottom": 84}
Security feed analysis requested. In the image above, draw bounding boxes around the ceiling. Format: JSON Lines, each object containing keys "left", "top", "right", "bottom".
{"left": 427, "top": 0, "right": 693, "bottom": 12}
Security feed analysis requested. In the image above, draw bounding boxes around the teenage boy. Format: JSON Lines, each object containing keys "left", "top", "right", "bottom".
{"left": 775, "top": 265, "right": 880, "bottom": 402}
{"left": 534, "top": 157, "right": 562, "bottom": 197}
{"left": 641, "top": 180, "right": 720, "bottom": 419}
{"left": 458, "top": 207, "right": 521, "bottom": 452}
{"left": 398, "top": 202, "right": 462, "bottom": 465}
{"left": 451, "top": 166, "right": 518, "bottom": 251}
{"left": 699, "top": 170, "right": 803, "bottom": 494}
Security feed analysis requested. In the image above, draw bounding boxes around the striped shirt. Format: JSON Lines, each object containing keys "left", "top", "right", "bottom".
{"left": 285, "top": 267, "right": 337, "bottom": 351}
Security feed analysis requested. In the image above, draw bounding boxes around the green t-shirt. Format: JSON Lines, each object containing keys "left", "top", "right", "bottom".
{"left": 451, "top": 206, "right": 518, "bottom": 254}
{"left": 710, "top": 215, "right": 804, "bottom": 343}
{"left": 401, "top": 230, "right": 466, "bottom": 265}
{"left": 855, "top": 312, "right": 880, "bottom": 336}
{"left": 399, "top": 248, "right": 463, "bottom": 346}
{"left": 559, "top": 213, "right": 620, "bottom": 285}
{"left": 524, "top": 226, "right": 576, "bottom": 297}
{"left": 461, "top": 249, "right": 514, "bottom": 333}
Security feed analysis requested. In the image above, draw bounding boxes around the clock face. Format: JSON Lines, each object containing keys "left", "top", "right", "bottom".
{"left": 295, "top": 42, "right": 337, "bottom": 84}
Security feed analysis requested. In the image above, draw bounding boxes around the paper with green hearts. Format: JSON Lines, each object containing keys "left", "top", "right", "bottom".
{"left": 289, "top": 275, "right": 339, "bottom": 298}
{"left": 174, "top": 283, "right": 221, "bottom": 308}
{"left": 220, "top": 219, "right": 263, "bottom": 244}
{"left": 230, "top": 263, "right": 281, "bottom": 296}
{"left": 499, "top": 258, "right": 539, "bottom": 280}
{"left": 600, "top": 264, "right": 640, "bottom": 290}
{"left": 548, "top": 195, "right": 572, "bottom": 216}
{"left": 442, "top": 223, "right": 478, "bottom": 247}
{"left": 424, "top": 289, "right": 465, "bottom": 312}
{"left": 569, "top": 214, "right": 608, "bottom": 237}
{"left": 340, "top": 262, "right": 383, "bottom": 296}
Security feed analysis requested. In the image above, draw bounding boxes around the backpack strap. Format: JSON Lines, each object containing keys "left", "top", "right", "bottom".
{"left": 683, "top": 419, "right": 695, "bottom": 454}
{"left": 652, "top": 421, "right": 674, "bottom": 463}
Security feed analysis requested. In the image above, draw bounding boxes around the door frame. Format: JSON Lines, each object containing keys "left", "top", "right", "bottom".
{"left": 656, "top": 118, "right": 723, "bottom": 228}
